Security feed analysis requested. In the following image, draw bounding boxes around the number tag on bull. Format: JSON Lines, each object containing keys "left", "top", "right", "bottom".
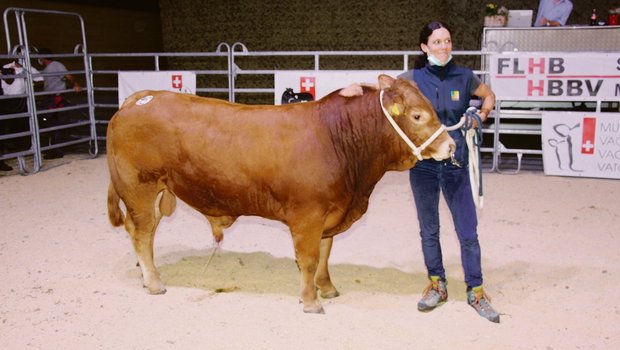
{"left": 136, "top": 95, "right": 154, "bottom": 106}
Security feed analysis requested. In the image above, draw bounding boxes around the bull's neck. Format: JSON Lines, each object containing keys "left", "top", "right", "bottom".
{"left": 361, "top": 90, "right": 418, "bottom": 172}
{"left": 321, "top": 90, "right": 404, "bottom": 195}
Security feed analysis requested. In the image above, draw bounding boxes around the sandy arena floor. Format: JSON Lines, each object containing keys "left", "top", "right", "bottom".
{"left": 1, "top": 155, "right": 619, "bottom": 349}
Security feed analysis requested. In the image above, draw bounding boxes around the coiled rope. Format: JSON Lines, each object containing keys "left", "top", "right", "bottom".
{"left": 462, "top": 107, "right": 484, "bottom": 209}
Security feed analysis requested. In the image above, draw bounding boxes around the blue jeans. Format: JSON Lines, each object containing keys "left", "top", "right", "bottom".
{"left": 409, "top": 159, "right": 482, "bottom": 288}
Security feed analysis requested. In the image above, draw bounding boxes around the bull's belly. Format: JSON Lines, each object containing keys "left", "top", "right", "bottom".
{"left": 171, "top": 182, "right": 269, "bottom": 217}
{"left": 169, "top": 179, "right": 355, "bottom": 234}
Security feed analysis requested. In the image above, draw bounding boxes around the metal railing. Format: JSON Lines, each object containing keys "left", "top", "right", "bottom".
{"left": 2, "top": 7, "right": 96, "bottom": 174}
{"left": 2, "top": 43, "right": 505, "bottom": 175}
{"left": 4, "top": 8, "right": 619, "bottom": 176}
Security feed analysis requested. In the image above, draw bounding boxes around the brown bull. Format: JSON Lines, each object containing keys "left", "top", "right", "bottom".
{"left": 106, "top": 74, "right": 455, "bottom": 313}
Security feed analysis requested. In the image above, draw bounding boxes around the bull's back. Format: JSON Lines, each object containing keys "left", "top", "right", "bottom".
{"left": 109, "top": 91, "right": 331, "bottom": 173}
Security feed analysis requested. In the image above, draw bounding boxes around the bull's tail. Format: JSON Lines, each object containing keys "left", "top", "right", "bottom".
{"left": 107, "top": 183, "right": 125, "bottom": 227}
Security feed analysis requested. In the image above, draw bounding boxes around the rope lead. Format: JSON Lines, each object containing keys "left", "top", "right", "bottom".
{"left": 462, "top": 107, "right": 484, "bottom": 209}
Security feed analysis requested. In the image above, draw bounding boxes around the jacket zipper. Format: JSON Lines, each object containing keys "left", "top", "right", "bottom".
{"left": 435, "top": 85, "right": 446, "bottom": 122}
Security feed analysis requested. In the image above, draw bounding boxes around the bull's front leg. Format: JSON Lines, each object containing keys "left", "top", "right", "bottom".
{"left": 290, "top": 226, "right": 324, "bottom": 314}
{"left": 315, "top": 237, "right": 340, "bottom": 299}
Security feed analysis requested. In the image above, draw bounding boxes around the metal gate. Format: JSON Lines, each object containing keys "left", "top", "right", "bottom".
{"left": 1, "top": 7, "right": 97, "bottom": 174}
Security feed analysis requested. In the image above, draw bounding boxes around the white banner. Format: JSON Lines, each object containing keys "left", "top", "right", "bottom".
{"left": 490, "top": 53, "right": 620, "bottom": 101}
{"left": 542, "top": 112, "right": 620, "bottom": 179}
{"left": 118, "top": 71, "right": 196, "bottom": 107}
{"left": 274, "top": 71, "right": 402, "bottom": 105}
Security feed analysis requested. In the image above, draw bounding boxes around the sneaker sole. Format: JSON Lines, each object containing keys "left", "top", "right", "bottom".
{"left": 467, "top": 301, "right": 500, "bottom": 323}
{"left": 417, "top": 299, "right": 447, "bottom": 312}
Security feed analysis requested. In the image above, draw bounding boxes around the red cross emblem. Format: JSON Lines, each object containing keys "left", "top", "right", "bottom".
{"left": 172, "top": 75, "right": 183, "bottom": 89}
{"left": 299, "top": 76, "right": 316, "bottom": 98}
{"left": 581, "top": 117, "right": 596, "bottom": 155}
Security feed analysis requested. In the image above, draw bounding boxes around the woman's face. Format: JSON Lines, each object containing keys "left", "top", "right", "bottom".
{"left": 421, "top": 27, "right": 452, "bottom": 63}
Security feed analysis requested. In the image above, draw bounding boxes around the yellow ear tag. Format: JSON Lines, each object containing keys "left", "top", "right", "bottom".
{"left": 391, "top": 104, "right": 401, "bottom": 116}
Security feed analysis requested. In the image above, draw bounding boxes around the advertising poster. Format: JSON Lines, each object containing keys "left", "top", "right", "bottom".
{"left": 274, "top": 71, "right": 402, "bottom": 105}
{"left": 118, "top": 71, "right": 196, "bottom": 107}
{"left": 489, "top": 53, "right": 620, "bottom": 101}
{"left": 542, "top": 112, "right": 620, "bottom": 179}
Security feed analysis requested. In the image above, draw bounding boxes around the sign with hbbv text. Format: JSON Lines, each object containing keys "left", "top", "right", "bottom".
{"left": 490, "top": 53, "right": 620, "bottom": 101}
{"left": 118, "top": 71, "right": 196, "bottom": 107}
{"left": 542, "top": 112, "right": 620, "bottom": 179}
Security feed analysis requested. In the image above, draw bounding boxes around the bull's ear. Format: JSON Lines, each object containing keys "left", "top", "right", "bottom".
{"left": 378, "top": 74, "right": 395, "bottom": 90}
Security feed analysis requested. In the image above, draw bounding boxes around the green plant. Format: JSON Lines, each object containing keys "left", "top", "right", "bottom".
{"left": 485, "top": 3, "right": 508, "bottom": 16}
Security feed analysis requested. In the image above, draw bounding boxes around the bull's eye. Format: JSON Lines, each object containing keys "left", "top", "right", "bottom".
{"left": 414, "top": 114, "right": 421, "bottom": 120}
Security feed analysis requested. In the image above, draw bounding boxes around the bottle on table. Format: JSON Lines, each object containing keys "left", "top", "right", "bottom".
{"left": 590, "top": 8, "right": 597, "bottom": 26}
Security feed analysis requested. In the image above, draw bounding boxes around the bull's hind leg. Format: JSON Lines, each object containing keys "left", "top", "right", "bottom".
{"left": 315, "top": 237, "right": 340, "bottom": 299}
{"left": 124, "top": 188, "right": 166, "bottom": 294}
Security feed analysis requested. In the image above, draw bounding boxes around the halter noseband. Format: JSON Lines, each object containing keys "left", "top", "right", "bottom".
{"left": 379, "top": 89, "right": 462, "bottom": 160}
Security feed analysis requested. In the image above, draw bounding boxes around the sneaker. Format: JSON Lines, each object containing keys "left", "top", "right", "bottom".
{"left": 467, "top": 286, "right": 500, "bottom": 323}
{"left": 417, "top": 276, "right": 448, "bottom": 312}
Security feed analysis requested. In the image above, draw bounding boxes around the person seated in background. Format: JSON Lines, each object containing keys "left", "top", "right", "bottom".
{"left": 36, "top": 47, "right": 82, "bottom": 160}
{"left": 534, "top": 0, "right": 573, "bottom": 27}
{"left": 1, "top": 60, "right": 43, "bottom": 171}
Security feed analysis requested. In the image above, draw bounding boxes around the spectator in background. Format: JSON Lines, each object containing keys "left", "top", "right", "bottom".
{"left": 37, "top": 48, "right": 82, "bottom": 159}
{"left": 2, "top": 60, "right": 43, "bottom": 97}
{"left": 535, "top": 0, "right": 573, "bottom": 27}
{"left": 1, "top": 60, "right": 44, "bottom": 171}
{"left": 37, "top": 48, "right": 82, "bottom": 96}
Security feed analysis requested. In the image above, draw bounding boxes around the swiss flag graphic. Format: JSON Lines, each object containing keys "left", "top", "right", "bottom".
{"left": 172, "top": 75, "right": 183, "bottom": 89}
{"left": 299, "top": 77, "right": 316, "bottom": 98}
{"left": 581, "top": 117, "right": 596, "bottom": 155}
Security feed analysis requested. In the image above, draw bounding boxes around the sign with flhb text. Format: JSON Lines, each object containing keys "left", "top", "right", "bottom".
{"left": 118, "top": 71, "right": 196, "bottom": 107}
{"left": 490, "top": 53, "right": 620, "bottom": 101}
{"left": 542, "top": 112, "right": 620, "bottom": 179}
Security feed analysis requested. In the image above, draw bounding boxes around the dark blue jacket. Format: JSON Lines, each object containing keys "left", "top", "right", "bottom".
{"left": 399, "top": 62, "right": 480, "bottom": 163}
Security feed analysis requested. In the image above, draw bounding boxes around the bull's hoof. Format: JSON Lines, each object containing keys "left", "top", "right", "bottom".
{"left": 144, "top": 284, "right": 167, "bottom": 295}
{"left": 320, "top": 289, "right": 340, "bottom": 299}
{"left": 302, "top": 302, "right": 325, "bottom": 314}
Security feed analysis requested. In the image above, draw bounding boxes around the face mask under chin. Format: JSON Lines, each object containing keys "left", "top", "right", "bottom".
{"left": 427, "top": 54, "right": 453, "bottom": 66}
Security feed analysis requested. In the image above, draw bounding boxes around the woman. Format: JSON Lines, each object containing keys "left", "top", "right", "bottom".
{"left": 399, "top": 21, "right": 499, "bottom": 323}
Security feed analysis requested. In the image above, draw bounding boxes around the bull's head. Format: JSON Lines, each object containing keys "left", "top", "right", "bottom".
{"left": 377, "top": 74, "right": 455, "bottom": 167}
